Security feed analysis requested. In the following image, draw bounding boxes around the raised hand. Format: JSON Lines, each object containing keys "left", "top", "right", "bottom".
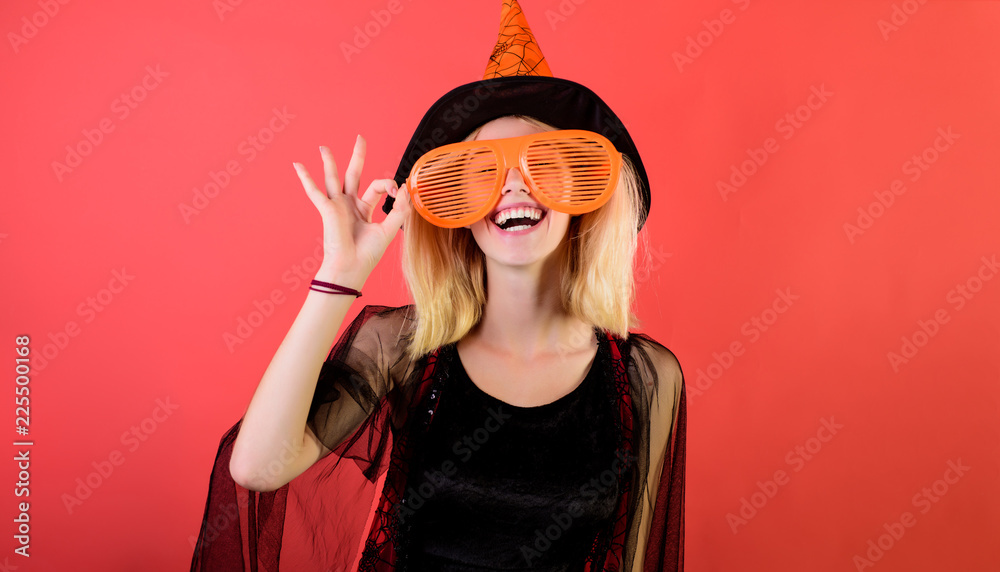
{"left": 292, "top": 135, "right": 411, "bottom": 285}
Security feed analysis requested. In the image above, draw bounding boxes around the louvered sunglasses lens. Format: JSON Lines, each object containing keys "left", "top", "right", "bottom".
{"left": 525, "top": 136, "right": 616, "bottom": 213}
{"left": 411, "top": 147, "right": 499, "bottom": 227}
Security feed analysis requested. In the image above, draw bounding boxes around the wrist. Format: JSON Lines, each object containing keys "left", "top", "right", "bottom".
{"left": 313, "top": 264, "right": 368, "bottom": 291}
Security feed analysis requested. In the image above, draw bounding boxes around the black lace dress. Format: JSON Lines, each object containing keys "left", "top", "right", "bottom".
{"left": 399, "top": 335, "right": 620, "bottom": 570}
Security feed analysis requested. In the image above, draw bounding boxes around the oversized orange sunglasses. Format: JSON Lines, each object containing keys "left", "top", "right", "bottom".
{"left": 406, "top": 129, "right": 623, "bottom": 228}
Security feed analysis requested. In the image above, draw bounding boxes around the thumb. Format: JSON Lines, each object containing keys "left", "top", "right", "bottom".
{"left": 382, "top": 184, "right": 410, "bottom": 233}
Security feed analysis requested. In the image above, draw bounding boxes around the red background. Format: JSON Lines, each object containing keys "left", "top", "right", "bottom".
{"left": 2, "top": 0, "right": 998, "bottom": 570}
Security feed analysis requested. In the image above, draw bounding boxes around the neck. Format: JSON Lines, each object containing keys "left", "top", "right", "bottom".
{"left": 471, "top": 253, "right": 594, "bottom": 359}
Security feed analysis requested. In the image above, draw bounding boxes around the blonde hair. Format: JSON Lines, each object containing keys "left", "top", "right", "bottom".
{"left": 401, "top": 114, "right": 649, "bottom": 360}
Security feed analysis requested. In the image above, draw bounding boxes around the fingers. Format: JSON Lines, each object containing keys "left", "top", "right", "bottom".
{"left": 319, "top": 146, "right": 340, "bottom": 199}
{"left": 358, "top": 179, "right": 397, "bottom": 221}
{"left": 359, "top": 179, "right": 394, "bottom": 206}
{"left": 298, "top": 138, "right": 382, "bottom": 217}
{"left": 293, "top": 162, "right": 326, "bottom": 208}
{"left": 382, "top": 183, "right": 411, "bottom": 232}
{"left": 343, "top": 135, "right": 366, "bottom": 199}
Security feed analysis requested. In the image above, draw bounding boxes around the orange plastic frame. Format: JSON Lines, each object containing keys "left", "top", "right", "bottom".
{"left": 406, "top": 129, "right": 623, "bottom": 228}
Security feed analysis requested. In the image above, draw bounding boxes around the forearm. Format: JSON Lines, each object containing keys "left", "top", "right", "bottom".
{"left": 229, "top": 264, "right": 367, "bottom": 489}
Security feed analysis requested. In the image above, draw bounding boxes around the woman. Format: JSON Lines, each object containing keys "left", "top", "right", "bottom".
{"left": 190, "top": 2, "right": 685, "bottom": 570}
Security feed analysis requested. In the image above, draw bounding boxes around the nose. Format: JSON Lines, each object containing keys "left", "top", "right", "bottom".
{"left": 500, "top": 167, "right": 530, "bottom": 196}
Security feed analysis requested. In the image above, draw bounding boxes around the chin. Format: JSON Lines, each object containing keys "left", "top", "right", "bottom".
{"left": 469, "top": 217, "right": 571, "bottom": 269}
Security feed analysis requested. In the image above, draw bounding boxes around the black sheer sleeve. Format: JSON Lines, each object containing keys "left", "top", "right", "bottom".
{"left": 191, "top": 304, "right": 427, "bottom": 572}
{"left": 622, "top": 333, "right": 686, "bottom": 571}
{"left": 306, "top": 304, "right": 423, "bottom": 481}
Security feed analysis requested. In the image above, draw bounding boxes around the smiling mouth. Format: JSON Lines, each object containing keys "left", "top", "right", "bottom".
{"left": 491, "top": 207, "right": 547, "bottom": 232}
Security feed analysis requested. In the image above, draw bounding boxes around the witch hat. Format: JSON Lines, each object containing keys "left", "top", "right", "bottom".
{"left": 382, "top": 0, "right": 651, "bottom": 230}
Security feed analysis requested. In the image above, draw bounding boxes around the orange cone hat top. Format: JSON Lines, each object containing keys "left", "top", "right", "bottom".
{"left": 482, "top": 0, "right": 553, "bottom": 79}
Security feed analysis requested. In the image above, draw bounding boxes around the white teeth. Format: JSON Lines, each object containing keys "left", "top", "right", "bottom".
{"left": 493, "top": 206, "right": 543, "bottom": 226}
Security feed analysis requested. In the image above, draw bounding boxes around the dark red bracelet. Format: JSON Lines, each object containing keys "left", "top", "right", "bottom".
{"left": 309, "top": 279, "right": 362, "bottom": 297}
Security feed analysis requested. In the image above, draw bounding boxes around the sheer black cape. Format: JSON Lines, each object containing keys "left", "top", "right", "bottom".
{"left": 190, "top": 304, "right": 685, "bottom": 571}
